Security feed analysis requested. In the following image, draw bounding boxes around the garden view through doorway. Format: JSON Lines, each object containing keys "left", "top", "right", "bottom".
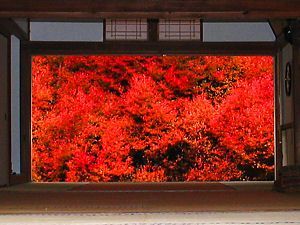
{"left": 32, "top": 56, "right": 274, "bottom": 182}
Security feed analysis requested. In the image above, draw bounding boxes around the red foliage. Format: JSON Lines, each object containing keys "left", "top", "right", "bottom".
{"left": 210, "top": 58, "right": 274, "bottom": 180}
{"left": 32, "top": 56, "right": 274, "bottom": 182}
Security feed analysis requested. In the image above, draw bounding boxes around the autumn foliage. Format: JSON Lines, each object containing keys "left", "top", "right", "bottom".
{"left": 32, "top": 56, "right": 274, "bottom": 182}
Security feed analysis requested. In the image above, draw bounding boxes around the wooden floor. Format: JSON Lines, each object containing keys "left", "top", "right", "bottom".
{"left": 0, "top": 181, "right": 300, "bottom": 214}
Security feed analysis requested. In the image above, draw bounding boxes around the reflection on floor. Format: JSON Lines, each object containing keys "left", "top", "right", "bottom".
{"left": 0, "top": 181, "right": 300, "bottom": 214}
{"left": 1, "top": 181, "right": 272, "bottom": 192}
{"left": 2, "top": 211, "right": 300, "bottom": 225}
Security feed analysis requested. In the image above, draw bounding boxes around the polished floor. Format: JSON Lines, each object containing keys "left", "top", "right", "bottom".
{"left": 0, "top": 182, "right": 299, "bottom": 214}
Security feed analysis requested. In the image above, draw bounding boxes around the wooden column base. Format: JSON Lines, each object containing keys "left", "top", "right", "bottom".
{"left": 275, "top": 166, "right": 300, "bottom": 191}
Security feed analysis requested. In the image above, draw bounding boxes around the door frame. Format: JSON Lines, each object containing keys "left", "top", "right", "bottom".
{"left": 15, "top": 39, "right": 281, "bottom": 184}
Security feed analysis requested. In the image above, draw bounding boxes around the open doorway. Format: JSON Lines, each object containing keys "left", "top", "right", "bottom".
{"left": 31, "top": 55, "right": 274, "bottom": 182}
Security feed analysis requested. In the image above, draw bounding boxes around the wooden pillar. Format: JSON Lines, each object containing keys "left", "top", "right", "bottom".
{"left": 0, "top": 34, "right": 10, "bottom": 186}
{"left": 293, "top": 21, "right": 300, "bottom": 165}
{"left": 274, "top": 21, "right": 300, "bottom": 190}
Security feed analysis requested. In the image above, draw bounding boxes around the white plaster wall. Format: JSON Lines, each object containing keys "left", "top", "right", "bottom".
{"left": 0, "top": 34, "right": 9, "bottom": 186}
{"left": 11, "top": 35, "right": 21, "bottom": 174}
{"left": 30, "top": 22, "right": 103, "bottom": 41}
{"left": 203, "top": 22, "right": 275, "bottom": 42}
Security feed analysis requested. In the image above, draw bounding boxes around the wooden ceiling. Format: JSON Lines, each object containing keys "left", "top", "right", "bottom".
{"left": 0, "top": 0, "right": 299, "bottom": 20}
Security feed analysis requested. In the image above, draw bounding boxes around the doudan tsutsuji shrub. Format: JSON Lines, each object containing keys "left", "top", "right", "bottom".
{"left": 210, "top": 69, "right": 274, "bottom": 180}
{"left": 31, "top": 55, "right": 274, "bottom": 182}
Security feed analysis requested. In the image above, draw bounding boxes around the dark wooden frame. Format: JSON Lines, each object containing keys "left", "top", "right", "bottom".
{"left": 24, "top": 41, "right": 278, "bottom": 55}
{"left": 275, "top": 52, "right": 283, "bottom": 178}
{"left": 0, "top": 19, "right": 30, "bottom": 185}
{"left": 0, "top": 31, "right": 12, "bottom": 187}
{"left": 293, "top": 43, "right": 300, "bottom": 164}
{"left": 19, "top": 38, "right": 281, "bottom": 183}
{"left": 18, "top": 42, "right": 32, "bottom": 184}
{"left": 0, "top": 19, "right": 29, "bottom": 40}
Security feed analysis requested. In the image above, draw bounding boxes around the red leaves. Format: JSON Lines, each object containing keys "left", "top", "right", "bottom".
{"left": 32, "top": 55, "right": 274, "bottom": 182}
{"left": 210, "top": 58, "right": 274, "bottom": 179}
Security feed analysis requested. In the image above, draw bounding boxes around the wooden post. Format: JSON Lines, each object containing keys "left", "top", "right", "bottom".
{"left": 293, "top": 21, "right": 300, "bottom": 165}
{"left": 276, "top": 21, "right": 300, "bottom": 190}
{"left": 0, "top": 34, "right": 10, "bottom": 186}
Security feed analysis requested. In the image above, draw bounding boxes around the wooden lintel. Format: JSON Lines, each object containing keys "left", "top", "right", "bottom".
{"left": 0, "top": 19, "right": 28, "bottom": 40}
{"left": 23, "top": 41, "right": 277, "bottom": 56}
{"left": 269, "top": 20, "right": 290, "bottom": 38}
{"left": 0, "top": 0, "right": 299, "bottom": 20}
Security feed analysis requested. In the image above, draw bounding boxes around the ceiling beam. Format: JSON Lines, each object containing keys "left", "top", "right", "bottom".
{"left": 269, "top": 20, "right": 288, "bottom": 38}
{"left": 0, "top": 19, "right": 29, "bottom": 40}
{"left": 23, "top": 41, "right": 277, "bottom": 56}
{"left": 0, "top": 0, "right": 299, "bottom": 20}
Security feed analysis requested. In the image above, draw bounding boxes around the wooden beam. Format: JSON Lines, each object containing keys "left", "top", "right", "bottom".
{"left": 0, "top": 0, "right": 299, "bottom": 19}
{"left": 148, "top": 19, "right": 159, "bottom": 42}
{"left": 0, "top": 19, "right": 29, "bottom": 40}
{"left": 23, "top": 41, "right": 277, "bottom": 56}
{"left": 269, "top": 20, "right": 289, "bottom": 48}
{"left": 269, "top": 20, "right": 288, "bottom": 38}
